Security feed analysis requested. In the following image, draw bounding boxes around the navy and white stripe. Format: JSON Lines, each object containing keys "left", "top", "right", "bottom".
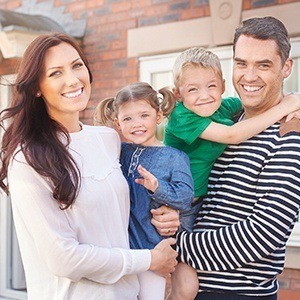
{"left": 177, "top": 123, "right": 300, "bottom": 296}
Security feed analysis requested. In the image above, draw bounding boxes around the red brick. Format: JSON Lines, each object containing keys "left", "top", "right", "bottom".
{"left": 279, "top": 289, "right": 300, "bottom": 300}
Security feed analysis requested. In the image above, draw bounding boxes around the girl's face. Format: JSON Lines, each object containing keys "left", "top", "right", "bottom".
{"left": 115, "top": 99, "right": 163, "bottom": 146}
{"left": 38, "top": 42, "right": 91, "bottom": 127}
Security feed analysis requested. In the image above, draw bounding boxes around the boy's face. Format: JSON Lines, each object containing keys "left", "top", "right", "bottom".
{"left": 175, "top": 66, "right": 225, "bottom": 117}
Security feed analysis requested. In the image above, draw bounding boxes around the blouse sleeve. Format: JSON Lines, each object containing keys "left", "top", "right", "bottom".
{"left": 8, "top": 152, "right": 151, "bottom": 284}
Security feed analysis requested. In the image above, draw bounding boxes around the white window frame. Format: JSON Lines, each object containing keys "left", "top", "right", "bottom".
{"left": 139, "top": 39, "right": 300, "bottom": 247}
{"left": 0, "top": 75, "right": 27, "bottom": 300}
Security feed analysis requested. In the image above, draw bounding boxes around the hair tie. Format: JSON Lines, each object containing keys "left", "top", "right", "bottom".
{"left": 156, "top": 92, "right": 164, "bottom": 105}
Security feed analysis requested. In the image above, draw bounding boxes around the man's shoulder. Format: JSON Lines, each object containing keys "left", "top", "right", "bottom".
{"left": 279, "top": 118, "right": 300, "bottom": 137}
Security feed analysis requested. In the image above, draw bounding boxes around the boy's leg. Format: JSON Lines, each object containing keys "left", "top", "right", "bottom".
{"left": 166, "top": 262, "right": 198, "bottom": 300}
{"left": 138, "top": 270, "right": 166, "bottom": 300}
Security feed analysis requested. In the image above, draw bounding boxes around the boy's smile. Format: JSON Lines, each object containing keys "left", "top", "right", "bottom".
{"left": 175, "top": 66, "right": 225, "bottom": 117}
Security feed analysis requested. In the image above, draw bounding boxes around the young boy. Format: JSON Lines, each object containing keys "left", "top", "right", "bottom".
{"left": 164, "top": 47, "right": 300, "bottom": 299}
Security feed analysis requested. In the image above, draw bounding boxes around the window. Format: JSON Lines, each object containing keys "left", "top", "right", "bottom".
{"left": 139, "top": 39, "right": 300, "bottom": 246}
{"left": 0, "top": 75, "right": 27, "bottom": 300}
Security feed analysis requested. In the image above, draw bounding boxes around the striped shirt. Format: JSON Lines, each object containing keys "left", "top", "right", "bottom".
{"left": 177, "top": 122, "right": 300, "bottom": 296}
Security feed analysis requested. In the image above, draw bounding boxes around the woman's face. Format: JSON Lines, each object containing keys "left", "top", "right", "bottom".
{"left": 38, "top": 42, "right": 91, "bottom": 125}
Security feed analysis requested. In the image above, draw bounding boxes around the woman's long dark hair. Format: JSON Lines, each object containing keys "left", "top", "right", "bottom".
{"left": 0, "top": 33, "right": 93, "bottom": 209}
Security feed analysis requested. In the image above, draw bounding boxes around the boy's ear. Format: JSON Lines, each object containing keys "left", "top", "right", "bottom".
{"left": 221, "top": 79, "right": 226, "bottom": 94}
{"left": 156, "top": 111, "right": 163, "bottom": 125}
{"left": 173, "top": 88, "right": 182, "bottom": 100}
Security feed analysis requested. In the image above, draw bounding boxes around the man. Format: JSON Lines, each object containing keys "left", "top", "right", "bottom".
{"left": 176, "top": 16, "right": 300, "bottom": 300}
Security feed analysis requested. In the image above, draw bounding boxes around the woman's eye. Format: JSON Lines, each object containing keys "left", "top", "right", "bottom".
{"left": 74, "top": 62, "right": 84, "bottom": 69}
{"left": 49, "top": 71, "right": 61, "bottom": 77}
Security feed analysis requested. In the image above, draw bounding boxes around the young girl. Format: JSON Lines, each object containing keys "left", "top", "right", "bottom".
{"left": 94, "top": 82, "right": 194, "bottom": 299}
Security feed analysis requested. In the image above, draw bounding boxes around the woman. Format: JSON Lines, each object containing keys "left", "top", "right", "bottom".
{"left": 0, "top": 33, "right": 177, "bottom": 300}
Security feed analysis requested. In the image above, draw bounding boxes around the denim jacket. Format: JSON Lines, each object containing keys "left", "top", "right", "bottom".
{"left": 120, "top": 143, "right": 194, "bottom": 250}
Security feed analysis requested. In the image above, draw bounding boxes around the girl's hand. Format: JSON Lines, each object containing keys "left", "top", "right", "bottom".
{"left": 149, "top": 238, "right": 178, "bottom": 278}
{"left": 135, "top": 165, "right": 158, "bottom": 193}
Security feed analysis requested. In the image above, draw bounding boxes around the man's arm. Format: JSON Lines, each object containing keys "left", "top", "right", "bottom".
{"left": 177, "top": 127, "right": 300, "bottom": 271}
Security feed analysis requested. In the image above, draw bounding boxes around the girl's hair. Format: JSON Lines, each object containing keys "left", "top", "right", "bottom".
{"left": 0, "top": 32, "right": 93, "bottom": 209}
{"left": 173, "top": 47, "right": 223, "bottom": 88}
{"left": 94, "top": 82, "right": 176, "bottom": 127}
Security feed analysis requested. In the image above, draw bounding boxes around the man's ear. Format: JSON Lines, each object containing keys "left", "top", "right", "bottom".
{"left": 283, "top": 58, "right": 293, "bottom": 79}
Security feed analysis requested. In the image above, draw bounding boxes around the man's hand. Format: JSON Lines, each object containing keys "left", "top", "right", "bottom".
{"left": 151, "top": 205, "right": 180, "bottom": 236}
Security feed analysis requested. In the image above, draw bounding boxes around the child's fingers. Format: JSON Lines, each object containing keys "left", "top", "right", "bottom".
{"left": 137, "top": 165, "right": 154, "bottom": 180}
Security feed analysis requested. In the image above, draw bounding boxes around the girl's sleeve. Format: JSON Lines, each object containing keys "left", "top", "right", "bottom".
{"left": 8, "top": 153, "right": 151, "bottom": 284}
{"left": 149, "top": 150, "right": 194, "bottom": 211}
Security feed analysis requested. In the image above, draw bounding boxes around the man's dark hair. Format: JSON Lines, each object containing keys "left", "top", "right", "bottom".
{"left": 233, "top": 16, "right": 291, "bottom": 65}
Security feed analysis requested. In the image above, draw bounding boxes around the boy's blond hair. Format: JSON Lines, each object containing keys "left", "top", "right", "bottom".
{"left": 173, "top": 47, "right": 223, "bottom": 88}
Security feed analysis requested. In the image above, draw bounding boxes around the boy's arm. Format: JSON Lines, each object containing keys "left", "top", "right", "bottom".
{"left": 200, "top": 94, "right": 300, "bottom": 144}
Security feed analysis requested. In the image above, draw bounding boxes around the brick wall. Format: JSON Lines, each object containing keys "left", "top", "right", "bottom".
{"left": 0, "top": 0, "right": 299, "bottom": 123}
{"left": 0, "top": 1, "right": 300, "bottom": 297}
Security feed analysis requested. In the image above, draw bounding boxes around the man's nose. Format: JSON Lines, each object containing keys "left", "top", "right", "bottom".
{"left": 243, "top": 66, "right": 258, "bottom": 81}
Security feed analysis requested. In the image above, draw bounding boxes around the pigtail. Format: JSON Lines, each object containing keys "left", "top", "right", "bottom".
{"left": 93, "top": 97, "right": 116, "bottom": 128}
{"left": 157, "top": 87, "right": 177, "bottom": 117}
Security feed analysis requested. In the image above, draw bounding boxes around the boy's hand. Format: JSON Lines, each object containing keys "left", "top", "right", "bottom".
{"left": 286, "top": 110, "right": 300, "bottom": 122}
{"left": 135, "top": 165, "right": 158, "bottom": 193}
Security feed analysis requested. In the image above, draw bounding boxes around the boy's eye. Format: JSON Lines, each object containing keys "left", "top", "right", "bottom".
{"left": 208, "top": 84, "right": 216, "bottom": 88}
{"left": 123, "top": 117, "right": 131, "bottom": 122}
{"left": 141, "top": 114, "right": 149, "bottom": 118}
{"left": 188, "top": 88, "right": 197, "bottom": 92}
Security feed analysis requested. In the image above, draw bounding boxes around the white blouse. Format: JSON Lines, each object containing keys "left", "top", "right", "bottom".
{"left": 8, "top": 125, "right": 151, "bottom": 300}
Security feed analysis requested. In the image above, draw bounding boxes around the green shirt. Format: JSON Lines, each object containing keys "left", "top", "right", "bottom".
{"left": 164, "top": 97, "right": 242, "bottom": 197}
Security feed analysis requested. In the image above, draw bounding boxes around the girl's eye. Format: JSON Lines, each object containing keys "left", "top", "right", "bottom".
{"left": 141, "top": 114, "right": 149, "bottom": 118}
{"left": 188, "top": 88, "right": 197, "bottom": 92}
{"left": 208, "top": 84, "right": 216, "bottom": 88}
{"left": 123, "top": 117, "right": 131, "bottom": 122}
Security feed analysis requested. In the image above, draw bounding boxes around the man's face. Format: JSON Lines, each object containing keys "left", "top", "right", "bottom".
{"left": 233, "top": 35, "right": 292, "bottom": 118}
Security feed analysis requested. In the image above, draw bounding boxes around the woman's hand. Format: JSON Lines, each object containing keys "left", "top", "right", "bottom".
{"left": 149, "top": 238, "right": 178, "bottom": 278}
{"left": 151, "top": 205, "right": 180, "bottom": 236}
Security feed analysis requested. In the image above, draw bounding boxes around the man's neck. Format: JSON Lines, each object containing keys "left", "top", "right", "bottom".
{"left": 243, "top": 94, "right": 284, "bottom": 120}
